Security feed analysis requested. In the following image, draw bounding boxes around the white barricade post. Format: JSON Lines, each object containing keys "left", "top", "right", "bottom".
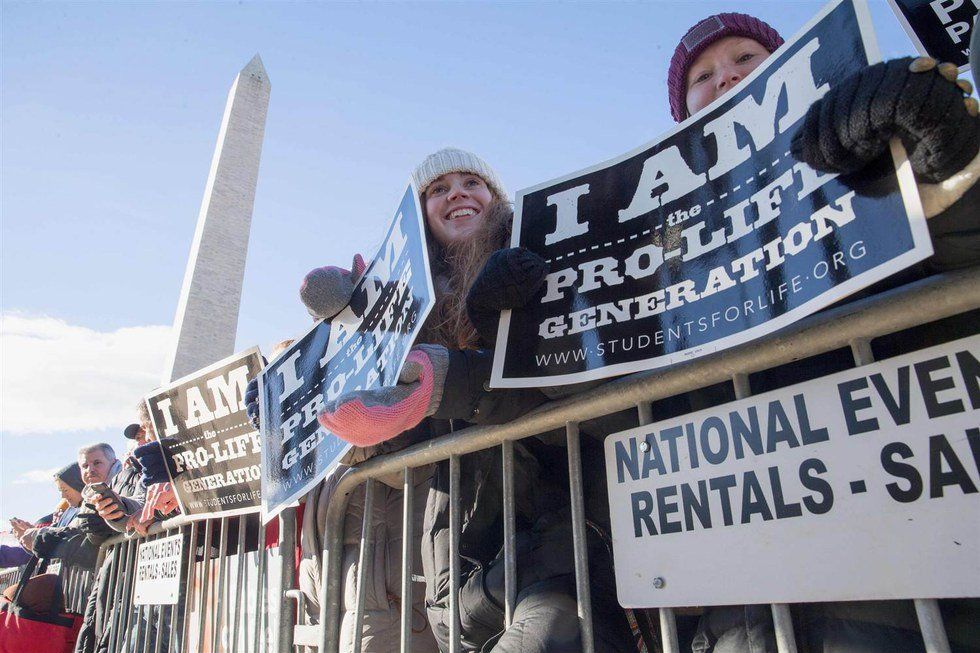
{"left": 604, "top": 335, "right": 980, "bottom": 608}
{"left": 133, "top": 534, "right": 184, "bottom": 606}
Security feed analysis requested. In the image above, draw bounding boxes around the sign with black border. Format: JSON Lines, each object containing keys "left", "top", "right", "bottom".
{"left": 887, "top": 0, "right": 977, "bottom": 70}
{"left": 146, "top": 347, "right": 264, "bottom": 519}
{"left": 259, "top": 182, "right": 435, "bottom": 520}
{"left": 492, "top": 0, "right": 931, "bottom": 389}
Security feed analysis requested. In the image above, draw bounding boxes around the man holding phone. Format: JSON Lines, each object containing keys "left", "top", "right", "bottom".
{"left": 25, "top": 443, "right": 123, "bottom": 568}
{"left": 87, "top": 425, "right": 150, "bottom": 532}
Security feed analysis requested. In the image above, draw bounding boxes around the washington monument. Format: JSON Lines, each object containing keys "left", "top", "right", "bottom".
{"left": 161, "top": 55, "right": 270, "bottom": 383}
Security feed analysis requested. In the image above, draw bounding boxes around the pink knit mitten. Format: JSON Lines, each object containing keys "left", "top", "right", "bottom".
{"left": 300, "top": 254, "right": 367, "bottom": 320}
{"left": 317, "top": 345, "right": 449, "bottom": 447}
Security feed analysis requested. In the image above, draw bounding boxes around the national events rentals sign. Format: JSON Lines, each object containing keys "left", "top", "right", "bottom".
{"left": 605, "top": 336, "right": 980, "bottom": 607}
{"left": 133, "top": 533, "right": 184, "bottom": 605}
{"left": 491, "top": 0, "right": 932, "bottom": 389}
{"left": 259, "top": 183, "right": 435, "bottom": 520}
{"left": 887, "top": 0, "right": 977, "bottom": 70}
{"left": 145, "top": 348, "right": 264, "bottom": 519}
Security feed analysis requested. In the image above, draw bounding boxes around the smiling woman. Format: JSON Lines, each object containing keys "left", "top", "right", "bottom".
{"left": 424, "top": 172, "right": 495, "bottom": 247}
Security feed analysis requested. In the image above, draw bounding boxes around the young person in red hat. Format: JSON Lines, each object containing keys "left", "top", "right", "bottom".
{"left": 665, "top": 14, "right": 978, "bottom": 653}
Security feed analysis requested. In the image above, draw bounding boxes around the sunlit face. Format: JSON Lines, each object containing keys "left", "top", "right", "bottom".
{"left": 78, "top": 449, "right": 114, "bottom": 484}
{"left": 424, "top": 172, "right": 495, "bottom": 248}
{"left": 135, "top": 422, "right": 152, "bottom": 445}
{"left": 685, "top": 36, "right": 771, "bottom": 117}
{"left": 55, "top": 479, "right": 83, "bottom": 508}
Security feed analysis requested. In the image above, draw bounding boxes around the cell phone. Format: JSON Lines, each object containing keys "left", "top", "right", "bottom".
{"left": 82, "top": 483, "right": 124, "bottom": 511}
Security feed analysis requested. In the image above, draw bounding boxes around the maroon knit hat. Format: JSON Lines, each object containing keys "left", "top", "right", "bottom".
{"left": 668, "top": 12, "right": 784, "bottom": 122}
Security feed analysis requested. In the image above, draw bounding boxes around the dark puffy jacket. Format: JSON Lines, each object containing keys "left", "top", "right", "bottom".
{"left": 417, "top": 348, "right": 635, "bottom": 652}
{"left": 33, "top": 518, "right": 100, "bottom": 570}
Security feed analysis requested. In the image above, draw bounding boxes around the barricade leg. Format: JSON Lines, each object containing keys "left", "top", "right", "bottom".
{"left": 400, "top": 468, "right": 415, "bottom": 653}
{"left": 119, "top": 539, "right": 139, "bottom": 653}
{"left": 180, "top": 521, "right": 199, "bottom": 653}
{"left": 197, "top": 519, "right": 214, "bottom": 652}
{"left": 232, "top": 516, "right": 247, "bottom": 653}
{"left": 277, "top": 508, "right": 297, "bottom": 653}
{"left": 851, "top": 338, "right": 952, "bottom": 653}
{"left": 566, "top": 421, "right": 594, "bottom": 653}
{"left": 318, "top": 484, "right": 347, "bottom": 653}
{"left": 102, "top": 544, "right": 122, "bottom": 652}
{"left": 109, "top": 541, "right": 130, "bottom": 653}
{"left": 731, "top": 372, "right": 800, "bottom": 653}
{"left": 449, "top": 454, "right": 462, "bottom": 653}
{"left": 501, "top": 441, "right": 517, "bottom": 629}
{"left": 638, "top": 402, "right": 680, "bottom": 653}
{"left": 212, "top": 517, "right": 230, "bottom": 653}
{"left": 352, "top": 479, "right": 376, "bottom": 653}
{"left": 254, "top": 517, "right": 268, "bottom": 653}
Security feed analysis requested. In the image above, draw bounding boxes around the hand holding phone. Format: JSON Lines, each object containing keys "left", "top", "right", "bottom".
{"left": 9, "top": 517, "right": 31, "bottom": 536}
{"left": 82, "top": 483, "right": 126, "bottom": 519}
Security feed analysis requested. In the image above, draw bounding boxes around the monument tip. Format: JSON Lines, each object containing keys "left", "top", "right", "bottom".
{"left": 241, "top": 54, "right": 268, "bottom": 83}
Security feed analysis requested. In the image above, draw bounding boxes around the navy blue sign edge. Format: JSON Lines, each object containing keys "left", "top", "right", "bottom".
{"left": 491, "top": 0, "right": 932, "bottom": 389}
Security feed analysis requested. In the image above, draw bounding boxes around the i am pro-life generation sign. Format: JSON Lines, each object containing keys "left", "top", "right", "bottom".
{"left": 145, "top": 348, "right": 264, "bottom": 519}
{"left": 605, "top": 336, "right": 980, "bottom": 607}
{"left": 492, "top": 0, "right": 931, "bottom": 389}
{"left": 259, "top": 183, "right": 435, "bottom": 520}
{"left": 887, "top": 0, "right": 977, "bottom": 70}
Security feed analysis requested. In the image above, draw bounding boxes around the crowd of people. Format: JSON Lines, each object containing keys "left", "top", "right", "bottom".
{"left": 284, "top": 11, "right": 978, "bottom": 653}
{"left": 2, "top": 404, "right": 186, "bottom": 652}
{"left": 4, "top": 8, "right": 978, "bottom": 653}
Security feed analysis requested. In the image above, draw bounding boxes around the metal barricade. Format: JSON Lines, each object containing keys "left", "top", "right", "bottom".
{"left": 309, "top": 268, "right": 980, "bottom": 653}
{"left": 58, "top": 561, "right": 96, "bottom": 614}
{"left": 93, "top": 510, "right": 296, "bottom": 653}
{"left": 0, "top": 559, "right": 92, "bottom": 614}
{"left": 0, "top": 566, "right": 24, "bottom": 594}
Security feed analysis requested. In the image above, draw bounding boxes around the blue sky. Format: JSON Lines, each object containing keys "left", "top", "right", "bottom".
{"left": 1, "top": 1, "right": 924, "bottom": 525}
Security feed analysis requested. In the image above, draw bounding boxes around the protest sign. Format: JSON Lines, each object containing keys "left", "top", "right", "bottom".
{"left": 146, "top": 348, "right": 264, "bottom": 519}
{"left": 259, "top": 183, "right": 435, "bottom": 520}
{"left": 604, "top": 336, "right": 980, "bottom": 607}
{"left": 133, "top": 533, "right": 184, "bottom": 605}
{"left": 491, "top": 0, "right": 931, "bottom": 389}
{"left": 888, "top": 0, "right": 977, "bottom": 70}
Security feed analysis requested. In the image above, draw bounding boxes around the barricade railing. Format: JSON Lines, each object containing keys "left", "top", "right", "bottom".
{"left": 0, "top": 565, "right": 24, "bottom": 595}
{"left": 92, "top": 509, "right": 296, "bottom": 653}
{"left": 57, "top": 560, "right": 96, "bottom": 615}
{"left": 0, "top": 559, "right": 92, "bottom": 615}
{"left": 311, "top": 267, "right": 980, "bottom": 653}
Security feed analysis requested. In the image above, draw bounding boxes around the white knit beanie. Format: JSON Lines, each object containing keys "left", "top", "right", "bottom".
{"left": 411, "top": 147, "right": 507, "bottom": 201}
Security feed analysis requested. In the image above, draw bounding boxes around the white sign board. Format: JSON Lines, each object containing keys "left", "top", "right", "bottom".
{"left": 605, "top": 336, "right": 980, "bottom": 608}
{"left": 133, "top": 533, "right": 184, "bottom": 606}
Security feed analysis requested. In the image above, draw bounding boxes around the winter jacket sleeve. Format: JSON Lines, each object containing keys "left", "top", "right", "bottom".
{"left": 918, "top": 155, "right": 980, "bottom": 274}
{"left": 433, "top": 348, "right": 549, "bottom": 425}
{"left": 0, "top": 544, "right": 31, "bottom": 568}
{"left": 32, "top": 525, "right": 101, "bottom": 569}
{"left": 105, "top": 464, "right": 147, "bottom": 533}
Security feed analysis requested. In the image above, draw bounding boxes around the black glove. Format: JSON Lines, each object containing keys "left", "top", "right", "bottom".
{"left": 245, "top": 377, "right": 261, "bottom": 430}
{"left": 133, "top": 439, "right": 180, "bottom": 485}
{"left": 791, "top": 57, "right": 979, "bottom": 184}
{"left": 75, "top": 512, "right": 116, "bottom": 538}
{"left": 466, "top": 247, "right": 549, "bottom": 344}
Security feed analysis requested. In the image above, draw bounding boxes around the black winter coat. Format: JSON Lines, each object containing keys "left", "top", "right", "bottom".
{"left": 416, "top": 348, "right": 634, "bottom": 652}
